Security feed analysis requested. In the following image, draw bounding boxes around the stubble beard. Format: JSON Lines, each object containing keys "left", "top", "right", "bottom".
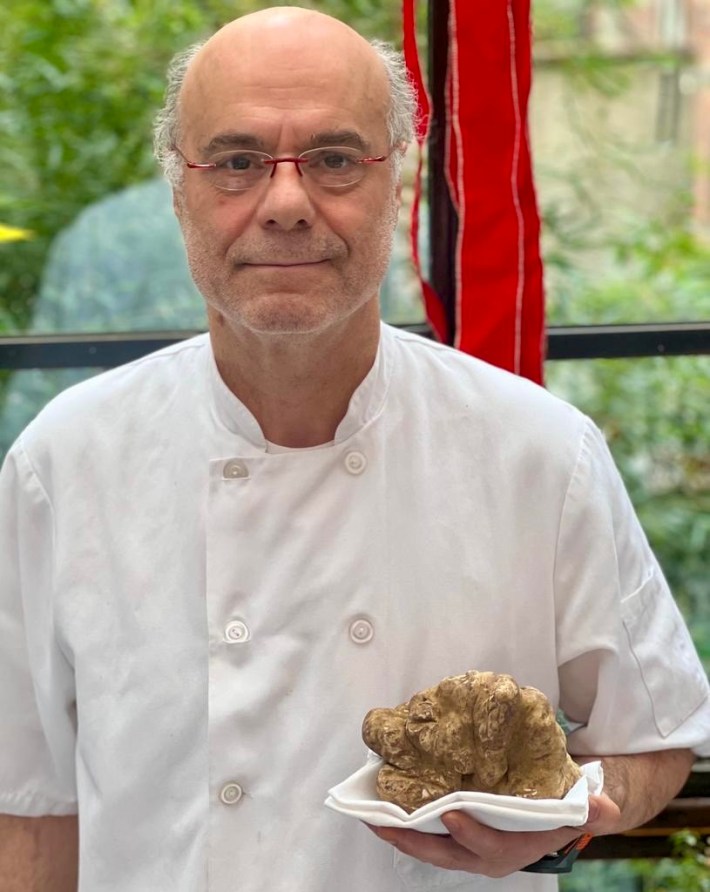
{"left": 180, "top": 198, "right": 399, "bottom": 337}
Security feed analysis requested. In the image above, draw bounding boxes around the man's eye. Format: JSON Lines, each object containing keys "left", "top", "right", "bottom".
{"left": 310, "top": 151, "right": 355, "bottom": 171}
{"left": 324, "top": 153, "right": 350, "bottom": 169}
{"left": 220, "top": 154, "right": 255, "bottom": 172}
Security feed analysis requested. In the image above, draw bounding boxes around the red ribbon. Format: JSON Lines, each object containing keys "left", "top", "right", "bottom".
{"left": 402, "top": 0, "right": 545, "bottom": 383}
{"left": 448, "top": 0, "right": 545, "bottom": 382}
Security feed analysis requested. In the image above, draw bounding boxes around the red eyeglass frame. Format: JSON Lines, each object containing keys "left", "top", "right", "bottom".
{"left": 173, "top": 145, "right": 390, "bottom": 178}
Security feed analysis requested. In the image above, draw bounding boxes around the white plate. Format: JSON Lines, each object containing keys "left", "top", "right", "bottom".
{"left": 325, "top": 757, "right": 603, "bottom": 834}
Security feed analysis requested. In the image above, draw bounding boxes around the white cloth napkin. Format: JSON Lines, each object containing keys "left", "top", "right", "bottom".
{"left": 325, "top": 757, "right": 604, "bottom": 834}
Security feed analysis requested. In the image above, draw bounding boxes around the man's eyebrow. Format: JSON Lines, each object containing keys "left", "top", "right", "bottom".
{"left": 202, "top": 133, "right": 265, "bottom": 154}
{"left": 200, "top": 130, "right": 372, "bottom": 155}
{"left": 308, "top": 131, "right": 370, "bottom": 151}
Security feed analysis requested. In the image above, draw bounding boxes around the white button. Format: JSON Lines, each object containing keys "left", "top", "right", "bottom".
{"left": 223, "top": 459, "right": 249, "bottom": 480}
{"left": 349, "top": 618, "right": 374, "bottom": 644}
{"left": 344, "top": 451, "right": 367, "bottom": 475}
{"left": 225, "top": 620, "right": 250, "bottom": 643}
{"left": 219, "top": 782, "right": 243, "bottom": 805}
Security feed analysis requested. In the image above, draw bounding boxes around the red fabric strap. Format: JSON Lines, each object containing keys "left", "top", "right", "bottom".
{"left": 448, "top": 0, "right": 545, "bottom": 382}
{"left": 402, "top": 1, "right": 546, "bottom": 382}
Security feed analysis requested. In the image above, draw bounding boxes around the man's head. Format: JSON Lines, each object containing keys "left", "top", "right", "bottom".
{"left": 153, "top": 7, "right": 416, "bottom": 338}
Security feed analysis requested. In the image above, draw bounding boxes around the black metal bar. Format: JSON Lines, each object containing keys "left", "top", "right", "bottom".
{"left": 0, "top": 332, "right": 203, "bottom": 371}
{"left": 546, "top": 322, "right": 710, "bottom": 360}
{"left": 427, "top": 0, "right": 458, "bottom": 343}
{"left": 0, "top": 323, "right": 708, "bottom": 370}
{"left": 580, "top": 834, "right": 679, "bottom": 861}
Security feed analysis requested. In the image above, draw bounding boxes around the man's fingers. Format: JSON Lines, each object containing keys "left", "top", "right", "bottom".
{"left": 440, "top": 813, "right": 507, "bottom": 861}
{"left": 441, "top": 812, "right": 580, "bottom": 864}
{"left": 367, "top": 814, "right": 583, "bottom": 878}
{"left": 369, "top": 824, "right": 486, "bottom": 873}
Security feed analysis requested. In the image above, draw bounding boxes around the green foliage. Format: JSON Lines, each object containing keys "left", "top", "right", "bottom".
{"left": 560, "top": 833, "right": 710, "bottom": 890}
{"left": 632, "top": 832, "right": 710, "bottom": 891}
{"left": 547, "top": 353, "right": 710, "bottom": 667}
{"left": 545, "top": 212, "right": 710, "bottom": 324}
{"left": 0, "top": 0, "right": 199, "bottom": 325}
{"left": 535, "top": 3, "right": 709, "bottom": 682}
{"left": 560, "top": 858, "right": 641, "bottom": 891}
{"left": 532, "top": 0, "right": 640, "bottom": 43}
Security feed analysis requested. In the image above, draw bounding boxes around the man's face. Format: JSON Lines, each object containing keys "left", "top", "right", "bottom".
{"left": 173, "top": 17, "right": 402, "bottom": 337}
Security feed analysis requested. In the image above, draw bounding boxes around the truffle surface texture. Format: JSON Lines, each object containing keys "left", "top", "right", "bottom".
{"left": 362, "top": 670, "right": 582, "bottom": 813}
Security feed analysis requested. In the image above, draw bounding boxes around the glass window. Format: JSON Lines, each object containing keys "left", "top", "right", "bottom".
{"left": 546, "top": 354, "right": 710, "bottom": 668}
{"left": 531, "top": 0, "right": 710, "bottom": 325}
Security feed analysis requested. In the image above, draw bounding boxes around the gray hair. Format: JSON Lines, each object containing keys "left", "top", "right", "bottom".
{"left": 153, "top": 37, "right": 417, "bottom": 188}
{"left": 153, "top": 40, "right": 206, "bottom": 188}
{"left": 369, "top": 39, "right": 418, "bottom": 175}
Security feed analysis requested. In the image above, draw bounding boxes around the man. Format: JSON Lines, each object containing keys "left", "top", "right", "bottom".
{"left": 1, "top": 7, "right": 708, "bottom": 891}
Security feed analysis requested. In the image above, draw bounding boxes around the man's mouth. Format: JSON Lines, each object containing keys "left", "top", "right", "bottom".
{"left": 243, "top": 260, "right": 328, "bottom": 268}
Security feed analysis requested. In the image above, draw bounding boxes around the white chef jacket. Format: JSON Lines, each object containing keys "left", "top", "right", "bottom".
{"left": 1, "top": 323, "right": 708, "bottom": 892}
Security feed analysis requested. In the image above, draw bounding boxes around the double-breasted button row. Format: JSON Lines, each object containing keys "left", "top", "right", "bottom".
{"left": 222, "top": 617, "right": 374, "bottom": 645}
{"left": 221, "top": 452, "right": 368, "bottom": 480}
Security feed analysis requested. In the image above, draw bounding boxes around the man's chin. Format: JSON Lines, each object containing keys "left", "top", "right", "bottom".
{"left": 244, "top": 317, "right": 331, "bottom": 336}
{"left": 233, "top": 299, "right": 342, "bottom": 336}
{"left": 206, "top": 286, "right": 374, "bottom": 338}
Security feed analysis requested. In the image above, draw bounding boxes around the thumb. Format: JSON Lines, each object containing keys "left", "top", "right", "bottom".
{"left": 584, "top": 793, "right": 621, "bottom": 834}
{"left": 586, "top": 798, "right": 601, "bottom": 825}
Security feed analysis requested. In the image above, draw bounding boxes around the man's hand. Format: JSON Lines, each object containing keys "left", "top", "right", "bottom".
{"left": 368, "top": 749, "right": 695, "bottom": 878}
{"left": 368, "top": 792, "right": 618, "bottom": 878}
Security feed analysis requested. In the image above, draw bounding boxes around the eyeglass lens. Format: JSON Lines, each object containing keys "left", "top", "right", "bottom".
{"left": 205, "top": 147, "right": 376, "bottom": 190}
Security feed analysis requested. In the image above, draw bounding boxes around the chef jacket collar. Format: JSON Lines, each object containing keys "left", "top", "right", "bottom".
{"left": 205, "top": 322, "right": 394, "bottom": 449}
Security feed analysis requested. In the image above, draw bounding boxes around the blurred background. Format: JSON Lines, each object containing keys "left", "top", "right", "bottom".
{"left": 0, "top": 2, "right": 708, "bottom": 886}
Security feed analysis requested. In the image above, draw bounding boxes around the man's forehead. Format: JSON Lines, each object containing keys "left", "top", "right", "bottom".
{"left": 188, "top": 47, "right": 383, "bottom": 101}
{"left": 181, "top": 58, "right": 389, "bottom": 152}
{"left": 180, "top": 12, "right": 390, "bottom": 137}
{"left": 191, "top": 7, "right": 382, "bottom": 77}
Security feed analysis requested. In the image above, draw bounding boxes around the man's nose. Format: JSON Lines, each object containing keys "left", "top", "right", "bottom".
{"left": 255, "top": 162, "right": 316, "bottom": 231}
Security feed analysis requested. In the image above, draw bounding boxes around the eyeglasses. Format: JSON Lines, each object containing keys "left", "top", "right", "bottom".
{"left": 174, "top": 145, "right": 391, "bottom": 191}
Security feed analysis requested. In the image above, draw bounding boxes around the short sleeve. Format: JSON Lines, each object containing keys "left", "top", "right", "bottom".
{"left": 553, "top": 420, "right": 710, "bottom": 757}
{"left": 0, "top": 442, "right": 78, "bottom": 815}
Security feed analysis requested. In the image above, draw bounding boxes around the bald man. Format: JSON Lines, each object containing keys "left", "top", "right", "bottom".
{"left": 1, "top": 7, "right": 708, "bottom": 892}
